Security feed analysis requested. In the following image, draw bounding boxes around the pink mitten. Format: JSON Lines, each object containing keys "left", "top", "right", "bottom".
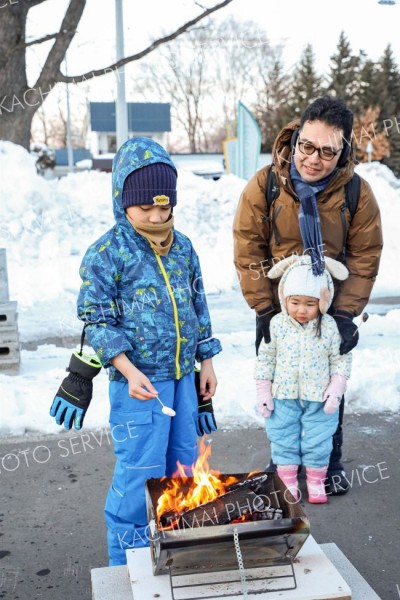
{"left": 256, "top": 380, "right": 274, "bottom": 418}
{"left": 323, "top": 374, "right": 347, "bottom": 414}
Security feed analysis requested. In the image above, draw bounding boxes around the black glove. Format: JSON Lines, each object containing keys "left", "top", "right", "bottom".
{"left": 333, "top": 310, "right": 359, "bottom": 355}
{"left": 255, "top": 305, "right": 276, "bottom": 354}
{"left": 194, "top": 368, "right": 217, "bottom": 436}
{"left": 50, "top": 351, "right": 102, "bottom": 430}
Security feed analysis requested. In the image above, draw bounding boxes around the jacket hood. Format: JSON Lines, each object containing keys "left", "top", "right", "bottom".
{"left": 111, "top": 137, "right": 177, "bottom": 223}
{"left": 268, "top": 255, "right": 348, "bottom": 315}
{"left": 271, "top": 119, "right": 355, "bottom": 189}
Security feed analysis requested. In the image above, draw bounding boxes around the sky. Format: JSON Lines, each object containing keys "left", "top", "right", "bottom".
{"left": 25, "top": 0, "right": 400, "bottom": 102}
{"left": 0, "top": 141, "right": 399, "bottom": 435}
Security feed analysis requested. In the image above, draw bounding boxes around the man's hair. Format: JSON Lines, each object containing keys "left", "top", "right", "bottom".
{"left": 300, "top": 96, "right": 353, "bottom": 146}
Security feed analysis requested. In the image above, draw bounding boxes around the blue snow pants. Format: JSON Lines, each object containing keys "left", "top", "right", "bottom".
{"left": 105, "top": 372, "right": 198, "bottom": 566}
{"left": 265, "top": 399, "right": 339, "bottom": 468}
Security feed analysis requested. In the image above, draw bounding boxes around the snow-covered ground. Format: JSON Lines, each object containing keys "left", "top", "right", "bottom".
{"left": 0, "top": 141, "right": 399, "bottom": 436}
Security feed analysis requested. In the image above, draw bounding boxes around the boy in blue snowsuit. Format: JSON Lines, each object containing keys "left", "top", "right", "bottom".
{"left": 76, "top": 137, "right": 221, "bottom": 565}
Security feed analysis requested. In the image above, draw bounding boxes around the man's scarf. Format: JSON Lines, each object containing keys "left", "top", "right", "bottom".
{"left": 290, "top": 161, "right": 337, "bottom": 275}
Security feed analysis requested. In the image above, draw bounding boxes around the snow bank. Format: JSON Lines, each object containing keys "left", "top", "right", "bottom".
{"left": 355, "top": 162, "right": 399, "bottom": 298}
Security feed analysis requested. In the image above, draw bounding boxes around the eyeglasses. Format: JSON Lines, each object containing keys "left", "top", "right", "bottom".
{"left": 297, "top": 140, "right": 343, "bottom": 161}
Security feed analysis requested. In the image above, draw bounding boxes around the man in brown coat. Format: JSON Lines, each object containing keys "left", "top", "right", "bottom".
{"left": 233, "top": 96, "right": 383, "bottom": 494}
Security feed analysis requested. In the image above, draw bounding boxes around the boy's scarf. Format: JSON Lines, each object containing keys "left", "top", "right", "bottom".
{"left": 126, "top": 214, "right": 174, "bottom": 256}
{"left": 290, "top": 161, "right": 337, "bottom": 276}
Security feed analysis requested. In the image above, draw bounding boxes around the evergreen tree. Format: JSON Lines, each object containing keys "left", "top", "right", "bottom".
{"left": 289, "top": 44, "right": 323, "bottom": 117}
{"left": 376, "top": 45, "right": 400, "bottom": 117}
{"left": 327, "top": 32, "right": 361, "bottom": 108}
{"left": 375, "top": 45, "right": 400, "bottom": 176}
{"left": 254, "top": 53, "right": 292, "bottom": 151}
{"left": 358, "top": 51, "right": 379, "bottom": 111}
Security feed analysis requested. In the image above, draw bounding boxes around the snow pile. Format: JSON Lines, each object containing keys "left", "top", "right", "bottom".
{"left": 0, "top": 143, "right": 247, "bottom": 341}
{"left": 355, "top": 162, "right": 399, "bottom": 297}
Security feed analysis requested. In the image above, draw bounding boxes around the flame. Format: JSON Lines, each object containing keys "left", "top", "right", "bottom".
{"left": 231, "top": 515, "right": 247, "bottom": 523}
{"left": 156, "top": 439, "right": 238, "bottom": 526}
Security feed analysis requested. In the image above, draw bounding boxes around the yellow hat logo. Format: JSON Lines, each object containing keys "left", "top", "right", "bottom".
{"left": 153, "top": 195, "right": 170, "bottom": 205}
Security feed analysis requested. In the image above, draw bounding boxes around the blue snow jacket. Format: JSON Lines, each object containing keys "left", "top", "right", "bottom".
{"left": 77, "top": 137, "right": 222, "bottom": 382}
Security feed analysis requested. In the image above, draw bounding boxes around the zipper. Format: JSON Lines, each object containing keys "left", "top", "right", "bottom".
{"left": 298, "top": 330, "right": 305, "bottom": 400}
{"left": 153, "top": 251, "right": 181, "bottom": 379}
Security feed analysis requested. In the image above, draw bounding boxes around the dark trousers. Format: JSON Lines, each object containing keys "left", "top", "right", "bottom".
{"left": 328, "top": 395, "right": 345, "bottom": 471}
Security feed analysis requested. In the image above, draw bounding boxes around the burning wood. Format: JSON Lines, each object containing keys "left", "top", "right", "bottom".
{"left": 156, "top": 439, "right": 238, "bottom": 526}
{"left": 158, "top": 467, "right": 282, "bottom": 529}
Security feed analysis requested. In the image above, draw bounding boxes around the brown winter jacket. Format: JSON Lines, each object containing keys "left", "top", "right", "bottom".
{"left": 233, "top": 120, "right": 383, "bottom": 316}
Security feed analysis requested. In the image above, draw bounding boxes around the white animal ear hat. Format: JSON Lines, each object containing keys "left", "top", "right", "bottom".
{"left": 268, "top": 255, "right": 349, "bottom": 314}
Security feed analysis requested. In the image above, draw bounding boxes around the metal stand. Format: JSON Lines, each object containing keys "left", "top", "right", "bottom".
{"left": 168, "top": 530, "right": 297, "bottom": 600}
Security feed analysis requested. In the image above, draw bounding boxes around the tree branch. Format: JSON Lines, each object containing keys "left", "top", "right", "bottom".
{"left": 27, "top": 0, "right": 48, "bottom": 6}
{"left": 57, "top": 0, "right": 233, "bottom": 84}
{"left": 25, "top": 31, "right": 67, "bottom": 49}
{"left": 35, "top": 0, "right": 86, "bottom": 92}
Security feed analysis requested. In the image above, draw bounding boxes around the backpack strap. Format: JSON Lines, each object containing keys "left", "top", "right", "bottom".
{"left": 266, "top": 167, "right": 280, "bottom": 211}
{"left": 344, "top": 172, "right": 361, "bottom": 220}
{"left": 264, "top": 168, "right": 280, "bottom": 260}
{"left": 339, "top": 173, "right": 361, "bottom": 261}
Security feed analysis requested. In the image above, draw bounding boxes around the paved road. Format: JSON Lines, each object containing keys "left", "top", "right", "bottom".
{"left": 0, "top": 412, "right": 398, "bottom": 599}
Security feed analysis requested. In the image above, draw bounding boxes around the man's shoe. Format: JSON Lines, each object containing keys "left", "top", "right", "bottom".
{"left": 326, "top": 469, "right": 350, "bottom": 495}
{"left": 265, "top": 459, "right": 277, "bottom": 472}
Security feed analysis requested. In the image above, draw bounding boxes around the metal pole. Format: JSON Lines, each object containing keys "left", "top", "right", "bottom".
{"left": 115, "top": 0, "right": 128, "bottom": 150}
{"left": 64, "top": 54, "right": 74, "bottom": 172}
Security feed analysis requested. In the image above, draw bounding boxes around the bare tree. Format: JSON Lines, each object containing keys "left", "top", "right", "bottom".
{"left": 135, "top": 17, "right": 275, "bottom": 152}
{"left": 211, "top": 17, "right": 270, "bottom": 134}
{"left": 135, "top": 26, "right": 213, "bottom": 153}
{"left": 35, "top": 105, "right": 50, "bottom": 147}
{"left": 32, "top": 102, "right": 85, "bottom": 149}
{"left": 31, "top": 80, "right": 89, "bottom": 149}
{"left": 0, "top": 0, "right": 233, "bottom": 148}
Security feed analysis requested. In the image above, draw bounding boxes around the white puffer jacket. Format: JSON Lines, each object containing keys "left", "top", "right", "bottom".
{"left": 255, "top": 313, "right": 351, "bottom": 402}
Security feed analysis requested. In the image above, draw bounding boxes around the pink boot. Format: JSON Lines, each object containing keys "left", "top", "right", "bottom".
{"left": 306, "top": 467, "right": 328, "bottom": 503}
{"left": 277, "top": 465, "right": 300, "bottom": 502}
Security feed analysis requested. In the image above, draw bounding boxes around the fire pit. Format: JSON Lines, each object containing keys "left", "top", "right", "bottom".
{"left": 145, "top": 445, "right": 309, "bottom": 582}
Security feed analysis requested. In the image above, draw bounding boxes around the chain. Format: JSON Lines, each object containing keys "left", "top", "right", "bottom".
{"left": 233, "top": 528, "right": 248, "bottom": 598}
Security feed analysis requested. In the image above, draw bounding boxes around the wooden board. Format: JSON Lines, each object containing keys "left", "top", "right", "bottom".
{"left": 126, "top": 535, "right": 352, "bottom": 600}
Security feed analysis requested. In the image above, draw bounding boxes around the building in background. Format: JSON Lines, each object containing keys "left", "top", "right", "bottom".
{"left": 89, "top": 102, "right": 171, "bottom": 155}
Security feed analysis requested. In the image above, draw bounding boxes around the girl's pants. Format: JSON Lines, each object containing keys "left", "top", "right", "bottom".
{"left": 105, "top": 373, "right": 198, "bottom": 566}
{"left": 265, "top": 399, "right": 339, "bottom": 468}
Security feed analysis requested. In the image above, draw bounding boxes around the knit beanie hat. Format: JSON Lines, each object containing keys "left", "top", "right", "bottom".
{"left": 122, "top": 162, "right": 177, "bottom": 208}
{"left": 268, "top": 255, "right": 349, "bottom": 315}
{"left": 284, "top": 265, "right": 327, "bottom": 300}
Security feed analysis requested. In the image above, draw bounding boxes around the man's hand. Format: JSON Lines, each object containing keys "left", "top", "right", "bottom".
{"left": 255, "top": 305, "right": 276, "bottom": 353}
{"left": 333, "top": 310, "right": 359, "bottom": 354}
